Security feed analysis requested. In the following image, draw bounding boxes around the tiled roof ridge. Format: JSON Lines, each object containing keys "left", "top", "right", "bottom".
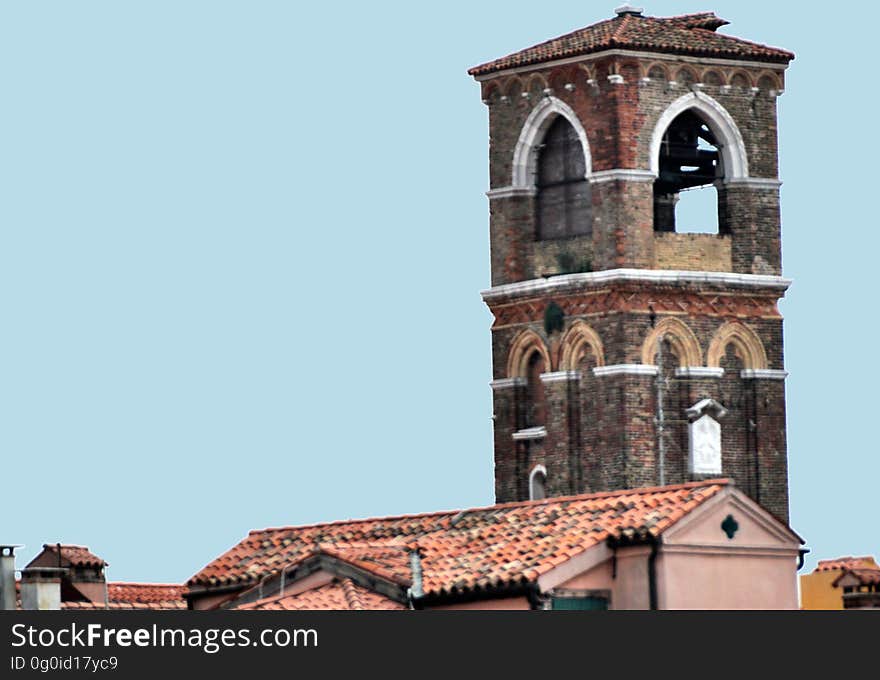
{"left": 341, "top": 579, "right": 364, "bottom": 610}
{"left": 313, "top": 545, "right": 412, "bottom": 586}
{"left": 44, "top": 543, "right": 91, "bottom": 550}
{"left": 108, "top": 581, "right": 182, "bottom": 587}
{"left": 816, "top": 555, "right": 878, "bottom": 571}
{"left": 660, "top": 12, "right": 729, "bottom": 28}
{"left": 611, "top": 13, "right": 632, "bottom": 43}
{"left": 248, "top": 479, "right": 730, "bottom": 536}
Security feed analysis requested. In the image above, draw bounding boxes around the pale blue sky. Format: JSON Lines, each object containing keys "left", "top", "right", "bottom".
{"left": 2, "top": 2, "right": 876, "bottom": 582}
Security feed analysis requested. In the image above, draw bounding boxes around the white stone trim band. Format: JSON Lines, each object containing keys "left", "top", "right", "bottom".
{"left": 491, "top": 378, "right": 527, "bottom": 390}
{"left": 589, "top": 169, "right": 656, "bottom": 184}
{"left": 486, "top": 186, "right": 537, "bottom": 200}
{"left": 724, "top": 177, "right": 783, "bottom": 189}
{"left": 472, "top": 49, "right": 787, "bottom": 82}
{"left": 740, "top": 369, "right": 788, "bottom": 380}
{"left": 513, "top": 426, "right": 547, "bottom": 441}
{"left": 593, "top": 364, "right": 659, "bottom": 377}
{"left": 540, "top": 371, "right": 582, "bottom": 383}
{"left": 482, "top": 269, "right": 792, "bottom": 301}
{"left": 675, "top": 367, "right": 725, "bottom": 379}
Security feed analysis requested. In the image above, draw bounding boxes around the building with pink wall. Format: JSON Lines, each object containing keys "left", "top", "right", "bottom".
{"left": 186, "top": 480, "right": 803, "bottom": 611}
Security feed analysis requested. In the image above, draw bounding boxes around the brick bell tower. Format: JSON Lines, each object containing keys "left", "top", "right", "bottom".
{"left": 469, "top": 7, "right": 794, "bottom": 522}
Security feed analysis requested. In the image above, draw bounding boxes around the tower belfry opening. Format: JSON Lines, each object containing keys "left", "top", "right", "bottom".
{"left": 654, "top": 111, "right": 722, "bottom": 233}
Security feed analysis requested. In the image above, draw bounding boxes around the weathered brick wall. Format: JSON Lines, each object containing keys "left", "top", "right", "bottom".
{"left": 654, "top": 232, "right": 732, "bottom": 271}
{"left": 487, "top": 280, "right": 789, "bottom": 521}
{"left": 722, "top": 184, "right": 783, "bottom": 274}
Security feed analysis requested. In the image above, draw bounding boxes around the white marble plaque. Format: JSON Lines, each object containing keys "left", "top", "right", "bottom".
{"left": 689, "top": 414, "right": 722, "bottom": 475}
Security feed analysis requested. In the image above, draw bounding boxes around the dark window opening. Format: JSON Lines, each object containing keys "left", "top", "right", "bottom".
{"left": 530, "top": 468, "right": 546, "bottom": 501}
{"left": 551, "top": 594, "right": 609, "bottom": 610}
{"left": 536, "top": 117, "right": 591, "bottom": 240}
{"left": 526, "top": 350, "right": 546, "bottom": 427}
{"left": 654, "top": 111, "right": 723, "bottom": 234}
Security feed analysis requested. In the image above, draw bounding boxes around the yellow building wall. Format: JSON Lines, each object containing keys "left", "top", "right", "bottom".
{"left": 800, "top": 558, "right": 879, "bottom": 610}
{"left": 800, "top": 571, "right": 845, "bottom": 610}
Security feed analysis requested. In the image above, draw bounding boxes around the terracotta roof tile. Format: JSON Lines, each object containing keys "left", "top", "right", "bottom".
{"left": 39, "top": 544, "right": 106, "bottom": 568}
{"left": 236, "top": 579, "right": 405, "bottom": 611}
{"left": 189, "top": 480, "right": 731, "bottom": 598}
{"left": 844, "top": 569, "right": 880, "bottom": 586}
{"left": 62, "top": 600, "right": 187, "bottom": 610}
{"left": 59, "top": 582, "right": 187, "bottom": 610}
{"left": 468, "top": 12, "right": 793, "bottom": 77}
{"left": 107, "top": 583, "right": 185, "bottom": 605}
{"left": 815, "top": 556, "right": 878, "bottom": 572}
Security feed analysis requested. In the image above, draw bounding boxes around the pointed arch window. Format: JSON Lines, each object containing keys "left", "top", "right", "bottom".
{"left": 529, "top": 465, "right": 547, "bottom": 501}
{"left": 536, "top": 117, "right": 591, "bottom": 240}
{"left": 653, "top": 110, "right": 723, "bottom": 234}
{"left": 525, "top": 350, "right": 546, "bottom": 427}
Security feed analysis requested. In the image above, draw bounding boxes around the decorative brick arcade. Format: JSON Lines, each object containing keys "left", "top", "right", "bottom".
{"left": 471, "top": 8, "right": 794, "bottom": 522}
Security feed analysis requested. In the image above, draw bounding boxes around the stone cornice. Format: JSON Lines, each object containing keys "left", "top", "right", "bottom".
{"left": 490, "top": 378, "right": 527, "bottom": 390}
{"left": 740, "top": 369, "right": 788, "bottom": 380}
{"left": 593, "top": 364, "right": 659, "bottom": 377}
{"left": 486, "top": 186, "right": 537, "bottom": 200}
{"left": 482, "top": 269, "right": 792, "bottom": 303}
{"left": 588, "top": 169, "right": 656, "bottom": 184}
{"left": 675, "top": 367, "right": 725, "bottom": 379}
{"left": 724, "top": 177, "right": 783, "bottom": 189}
{"left": 473, "top": 48, "right": 789, "bottom": 82}
{"left": 540, "top": 371, "right": 582, "bottom": 383}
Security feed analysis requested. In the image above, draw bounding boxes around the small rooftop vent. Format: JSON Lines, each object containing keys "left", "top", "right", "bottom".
{"left": 615, "top": 4, "right": 644, "bottom": 17}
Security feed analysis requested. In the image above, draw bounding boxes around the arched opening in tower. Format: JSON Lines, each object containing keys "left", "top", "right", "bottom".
{"left": 525, "top": 350, "right": 546, "bottom": 427}
{"left": 535, "top": 116, "right": 591, "bottom": 240}
{"left": 654, "top": 111, "right": 722, "bottom": 234}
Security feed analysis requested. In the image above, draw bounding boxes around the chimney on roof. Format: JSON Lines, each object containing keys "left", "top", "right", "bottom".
{"left": 24, "top": 544, "right": 108, "bottom": 605}
{"left": 615, "top": 4, "right": 644, "bottom": 16}
{"left": 1, "top": 546, "right": 20, "bottom": 610}
{"left": 20, "top": 567, "right": 64, "bottom": 610}
{"left": 408, "top": 547, "right": 424, "bottom": 601}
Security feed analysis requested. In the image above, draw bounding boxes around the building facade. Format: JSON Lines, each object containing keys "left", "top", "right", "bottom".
{"left": 471, "top": 8, "right": 794, "bottom": 522}
{"left": 800, "top": 556, "right": 880, "bottom": 610}
{"left": 185, "top": 480, "right": 803, "bottom": 611}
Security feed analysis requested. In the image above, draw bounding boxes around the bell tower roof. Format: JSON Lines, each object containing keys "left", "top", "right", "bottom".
{"left": 468, "top": 10, "right": 793, "bottom": 78}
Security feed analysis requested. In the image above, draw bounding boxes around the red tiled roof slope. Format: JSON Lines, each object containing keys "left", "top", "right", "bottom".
{"left": 843, "top": 569, "right": 880, "bottom": 586}
{"left": 237, "top": 579, "right": 405, "bottom": 611}
{"left": 815, "top": 556, "right": 878, "bottom": 572}
{"left": 62, "top": 600, "right": 187, "bottom": 610}
{"left": 468, "top": 12, "right": 793, "bottom": 77}
{"left": 40, "top": 544, "right": 106, "bottom": 568}
{"left": 107, "top": 583, "right": 185, "bottom": 605}
{"left": 189, "top": 480, "right": 731, "bottom": 597}
{"left": 60, "top": 582, "right": 187, "bottom": 610}
{"left": 318, "top": 544, "right": 412, "bottom": 585}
